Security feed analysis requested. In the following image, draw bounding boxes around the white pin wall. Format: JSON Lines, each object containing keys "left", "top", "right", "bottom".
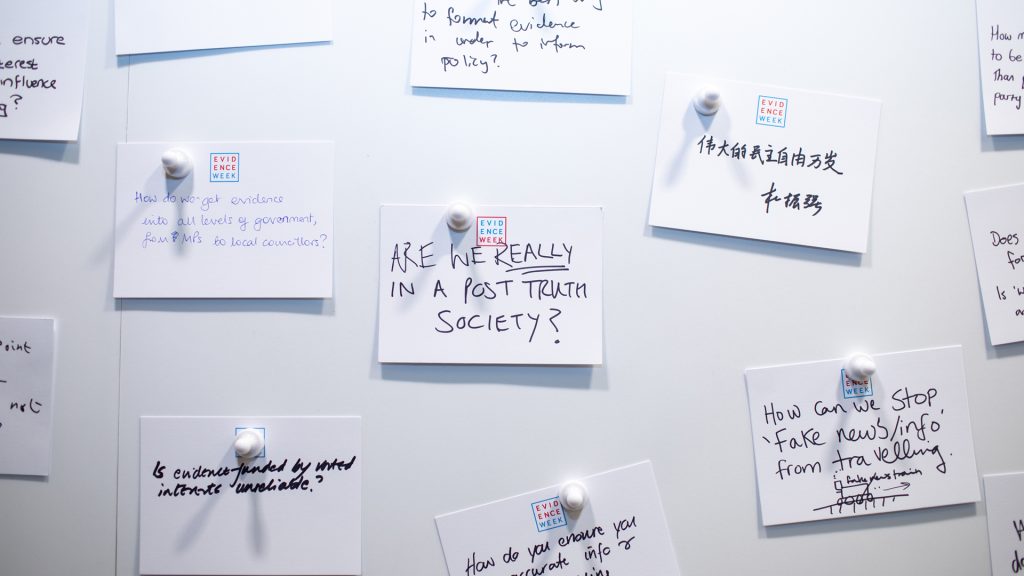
{"left": 2, "top": 1, "right": 1023, "bottom": 575}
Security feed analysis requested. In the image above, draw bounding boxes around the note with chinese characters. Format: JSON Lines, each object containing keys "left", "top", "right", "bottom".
{"left": 649, "top": 74, "right": 881, "bottom": 253}
{"left": 115, "top": 0, "right": 331, "bottom": 55}
{"left": 114, "top": 142, "right": 333, "bottom": 298}
{"left": 0, "top": 317, "right": 56, "bottom": 476}
{"left": 745, "top": 346, "right": 980, "bottom": 526}
{"left": 984, "top": 472, "right": 1024, "bottom": 576}
{"left": 965, "top": 183, "right": 1024, "bottom": 345}
{"left": 0, "top": 1, "right": 88, "bottom": 141}
{"left": 410, "top": 0, "right": 632, "bottom": 95}
{"left": 976, "top": 0, "right": 1024, "bottom": 135}
{"left": 435, "top": 462, "right": 680, "bottom": 576}
{"left": 139, "top": 416, "right": 361, "bottom": 575}
{"left": 378, "top": 205, "right": 603, "bottom": 365}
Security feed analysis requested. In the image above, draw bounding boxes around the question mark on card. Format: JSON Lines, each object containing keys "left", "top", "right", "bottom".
{"left": 490, "top": 54, "right": 499, "bottom": 68}
{"left": 10, "top": 94, "right": 22, "bottom": 109}
{"left": 171, "top": 231, "right": 179, "bottom": 243}
{"left": 320, "top": 233, "right": 327, "bottom": 248}
{"left": 548, "top": 308, "right": 561, "bottom": 344}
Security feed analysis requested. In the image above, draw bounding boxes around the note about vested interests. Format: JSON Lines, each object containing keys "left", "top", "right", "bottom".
{"left": 140, "top": 416, "right": 361, "bottom": 575}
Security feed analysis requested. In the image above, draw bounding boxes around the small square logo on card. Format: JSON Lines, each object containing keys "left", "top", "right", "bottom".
{"left": 210, "top": 153, "right": 240, "bottom": 182}
{"left": 755, "top": 95, "right": 788, "bottom": 128}
{"left": 531, "top": 496, "right": 566, "bottom": 532}
{"left": 477, "top": 216, "right": 507, "bottom": 247}
{"left": 841, "top": 368, "right": 873, "bottom": 399}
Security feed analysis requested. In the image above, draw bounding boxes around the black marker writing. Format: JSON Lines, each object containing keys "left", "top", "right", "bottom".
{"left": 152, "top": 455, "right": 356, "bottom": 498}
{"left": 698, "top": 135, "right": 845, "bottom": 175}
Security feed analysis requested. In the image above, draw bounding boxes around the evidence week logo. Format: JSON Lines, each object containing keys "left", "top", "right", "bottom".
{"left": 210, "top": 152, "right": 240, "bottom": 182}
{"left": 841, "top": 368, "right": 873, "bottom": 399}
{"left": 755, "top": 95, "right": 788, "bottom": 128}
{"left": 531, "top": 495, "right": 567, "bottom": 532}
{"left": 477, "top": 216, "right": 507, "bottom": 247}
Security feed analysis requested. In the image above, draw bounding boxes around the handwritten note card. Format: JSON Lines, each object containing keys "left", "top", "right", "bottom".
{"left": 0, "top": 317, "right": 55, "bottom": 477}
{"left": 648, "top": 74, "right": 881, "bottom": 253}
{"left": 976, "top": 0, "right": 1024, "bottom": 134}
{"left": 114, "top": 142, "right": 333, "bottom": 298}
{"left": 435, "top": 462, "right": 680, "bottom": 576}
{"left": 378, "top": 205, "right": 602, "bottom": 364}
{"left": 745, "top": 346, "right": 980, "bottom": 526}
{"left": 965, "top": 183, "right": 1024, "bottom": 345}
{"left": 0, "top": 2, "right": 87, "bottom": 141}
{"left": 984, "top": 472, "right": 1024, "bottom": 575}
{"left": 410, "top": 0, "right": 632, "bottom": 95}
{"left": 140, "top": 416, "right": 361, "bottom": 575}
{"left": 115, "top": 0, "right": 332, "bottom": 55}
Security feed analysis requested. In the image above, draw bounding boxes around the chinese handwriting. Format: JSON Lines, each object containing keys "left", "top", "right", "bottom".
{"left": 697, "top": 135, "right": 844, "bottom": 175}
{"left": 761, "top": 182, "right": 823, "bottom": 216}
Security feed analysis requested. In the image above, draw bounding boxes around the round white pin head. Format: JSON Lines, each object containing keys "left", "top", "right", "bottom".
{"left": 693, "top": 85, "right": 722, "bottom": 116}
{"left": 234, "top": 428, "right": 264, "bottom": 459}
{"left": 845, "top": 354, "right": 877, "bottom": 381}
{"left": 447, "top": 202, "right": 474, "bottom": 232}
{"left": 161, "top": 148, "right": 193, "bottom": 179}
{"left": 559, "top": 481, "right": 588, "bottom": 513}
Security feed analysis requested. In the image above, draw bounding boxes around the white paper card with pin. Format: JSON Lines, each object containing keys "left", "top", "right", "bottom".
{"left": 115, "top": 0, "right": 332, "bottom": 55}
{"left": 378, "top": 205, "right": 603, "bottom": 365}
{"left": 114, "top": 142, "right": 334, "bottom": 298}
{"left": 409, "top": 0, "right": 632, "bottom": 95}
{"left": 745, "top": 345, "right": 980, "bottom": 526}
{"left": 648, "top": 74, "right": 881, "bottom": 253}
{"left": 0, "top": 317, "right": 56, "bottom": 476}
{"left": 139, "top": 416, "right": 361, "bottom": 575}
{"left": 435, "top": 462, "right": 681, "bottom": 576}
{"left": 984, "top": 472, "right": 1024, "bottom": 575}
{"left": 965, "top": 183, "right": 1024, "bottom": 345}
{"left": 976, "top": 0, "right": 1024, "bottom": 135}
{"left": 0, "top": 1, "right": 88, "bottom": 141}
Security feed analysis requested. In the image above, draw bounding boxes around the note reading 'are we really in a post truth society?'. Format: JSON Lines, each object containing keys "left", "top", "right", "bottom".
{"left": 378, "top": 205, "right": 603, "bottom": 365}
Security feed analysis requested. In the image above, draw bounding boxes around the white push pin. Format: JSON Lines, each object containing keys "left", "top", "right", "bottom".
{"left": 845, "top": 353, "right": 877, "bottom": 381}
{"left": 559, "top": 481, "right": 588, "bottom": 513}
{"left": 447, "top": 202, "right": 474, "bottom": 232}
{"left": 234, "top": 428, "right": 265, "bottom": 459}
{"left": 161, "top": 147, "right": 193, "bottom": 179}
{"left": 693, "top": 85, "right": 721, "bottom": 116}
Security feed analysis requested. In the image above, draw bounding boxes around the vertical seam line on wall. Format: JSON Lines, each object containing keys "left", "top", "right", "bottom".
{"left": 113, "top": 51, "right": 132, "bottom": 576}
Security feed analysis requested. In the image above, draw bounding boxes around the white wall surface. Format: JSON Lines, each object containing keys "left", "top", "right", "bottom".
{"left": 0, "top": 1, "right": 125, "bottom": 575}
{"left": 2, "top": 1, "right": 1024, "bottom": 575}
